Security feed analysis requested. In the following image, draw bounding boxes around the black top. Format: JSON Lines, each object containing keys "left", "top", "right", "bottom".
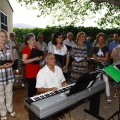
{"left": 92, "top": 46, "right": 109, "bottom": 69}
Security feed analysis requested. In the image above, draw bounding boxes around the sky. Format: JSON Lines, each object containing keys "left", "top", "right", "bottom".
{"left": 9, "top": 0, "right": 52, "bottom": 28}
{"left": 9, "top": 0, "right": 99, "bottom": 28}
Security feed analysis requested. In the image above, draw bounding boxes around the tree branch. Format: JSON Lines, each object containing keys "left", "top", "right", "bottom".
{"left": 91, "top": 0, "right": 120, "bottom": 7}
{"left": 66, "top": 0, "right": 78, "bottom": 7}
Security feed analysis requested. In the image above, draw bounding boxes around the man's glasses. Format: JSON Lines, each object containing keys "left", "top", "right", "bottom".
{"left": 47, "top": 57, "right": 56, "bottom": 60}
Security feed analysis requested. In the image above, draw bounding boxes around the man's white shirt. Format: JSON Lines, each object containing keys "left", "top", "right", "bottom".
{"left": 36, "top": 41, "right": 48, "bottom": 52}
{"left": 36, "top": 65, "right": 65, "bottom": 89}
{"left": 63, "top": 39, "right": 75, "bottom": 47}
{"left": 7, "top": 39, "right": 18, "bottom": 59}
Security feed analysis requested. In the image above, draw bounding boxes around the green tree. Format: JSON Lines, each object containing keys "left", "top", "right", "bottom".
{"left": 17, "top": 0, "right": 120, "bottom": 28}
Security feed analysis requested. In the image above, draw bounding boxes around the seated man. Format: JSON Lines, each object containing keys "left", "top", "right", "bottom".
{"left": 36, "top": 52, "right": 68, "bottom": 120}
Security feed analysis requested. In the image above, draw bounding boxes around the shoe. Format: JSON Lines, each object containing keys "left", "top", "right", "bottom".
{"left": 8, "top": 112, "right": 16, "bottom": 117}
{"left": 107, "top": 99, "right": 111, "bottom": 104}
{"left": 1, "top": 116, "right": 7, "bottom": 120}
{"left": 113, "top": 93, "right": 118, "bottom": 98}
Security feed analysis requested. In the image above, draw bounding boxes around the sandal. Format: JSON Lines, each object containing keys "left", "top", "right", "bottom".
{"left": 9, "top": 112, "right": 16, "bottom": 117}
{"left": 1, "top": 116, "right": 7, "bottom": 120}
{"left": 107, "top": 99, "right": 111, "bottom": 104}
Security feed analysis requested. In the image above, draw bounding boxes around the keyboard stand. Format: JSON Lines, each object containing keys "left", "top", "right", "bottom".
{"left": 84, "top": 91, "right": 105, "bottom": 120}
{"left": 28, "top": 107, "right": 58, "bottom": 120}
{"left": 29, "top": 109, "right": 41, "bottom": 120}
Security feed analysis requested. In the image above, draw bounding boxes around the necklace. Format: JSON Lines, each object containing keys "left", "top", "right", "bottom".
{"left": 56, "top": 45, "right": 62, "bottom": 53}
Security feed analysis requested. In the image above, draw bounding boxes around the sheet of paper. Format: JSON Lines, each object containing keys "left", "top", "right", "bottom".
{"left": 90, "top": 58, "right": 94, "bottom": 60}
{"left": 74, "top": 57, "right": 84, "bottom": 62}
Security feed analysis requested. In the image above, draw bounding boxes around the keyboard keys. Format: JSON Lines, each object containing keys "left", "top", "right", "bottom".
{"left": 30, "top": 83, "right": 75, "bottom": 101}
{"left": 34, "top": 97, "right": 40, "bottom": 101}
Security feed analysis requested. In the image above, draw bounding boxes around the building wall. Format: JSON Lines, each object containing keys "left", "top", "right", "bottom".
{"left": 0, "top": 0, "right": 13, "bottom": 33}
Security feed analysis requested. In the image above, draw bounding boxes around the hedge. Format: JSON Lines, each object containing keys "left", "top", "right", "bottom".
{"left": 13, "top": 26, "right": 120, "bottom": 45}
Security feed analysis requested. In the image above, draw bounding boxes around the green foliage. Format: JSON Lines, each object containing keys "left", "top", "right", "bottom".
{"left": 17, "top": 0, "right": 120, "bottom": 28}
{"left": 13, "top": 26, "right": 120, "bottom": 45}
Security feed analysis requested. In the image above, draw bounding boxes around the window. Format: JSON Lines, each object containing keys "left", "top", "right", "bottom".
{"left": 0, "top": 11, "right": 8, "bottom": 31}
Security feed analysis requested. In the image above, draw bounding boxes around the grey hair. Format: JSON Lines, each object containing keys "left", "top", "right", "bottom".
{"left": 44, "top": 52, "right": 54, "bottom": 59}
{"left": 24, "top": 33, "right": 35, "bottom": 45}
{"left": 67, "top": 32, "right": 73, "bottom": 37}
{"left": 10, "top": 32, "right": 15, "bottom": 36}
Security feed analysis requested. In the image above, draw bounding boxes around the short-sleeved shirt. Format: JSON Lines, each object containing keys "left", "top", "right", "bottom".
{"left": 63, "top": 39, "right": 75, "bottom": 47}
{"left": 36, "top": 41, "right": 48, "bottom": 52}
{"left": 48, "top": 41, "right": 52, "bottom": 49}
{"left": 22, "top": 45, "right": 41, "bottom": 78}
{"left": 93, "top": 46, "right": 109, "bottom": 69}
{"left": 36, "top": 65, "right": 65, "bottom": 88}
{"left": 112, "top": 45, "right": 120, "bottom": 65}
{"left": 109, "top": 41, "right": 119, "bottom": 54}
{"left": 19, "top": 43, "right": 26, "bottom": 52}
{"left": 0, "top": 45, "right": 15, "bottom": 85}
{"left": 48, "top": 44, "right": 69, "bottom": 72}
{"left": 69, "top": 43, "right": 88, "bottom": 83}
{"left": 7, "top": 39, "right": 18, "bottom": 59}
{"left": 48, "top": 44, "right": 67, "bottom": 56}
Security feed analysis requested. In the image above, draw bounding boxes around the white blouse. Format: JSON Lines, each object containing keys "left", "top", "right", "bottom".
{"left": 48, "top": 44, "right": 67, "bottom": 56}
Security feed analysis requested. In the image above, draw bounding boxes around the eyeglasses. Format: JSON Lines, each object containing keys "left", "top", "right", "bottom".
{"left": 47, "top": 57, "right": 56, "bottom": 60}
{"left": 57, "top": 36, "right": 63, "bottom": 39}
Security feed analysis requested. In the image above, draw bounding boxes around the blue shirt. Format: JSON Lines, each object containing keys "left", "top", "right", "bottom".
{"left": 84, "top": 41, "right": 91, "bottom": 51}
{"left": 109, "top": 41, "right": 119, "bottom": 53}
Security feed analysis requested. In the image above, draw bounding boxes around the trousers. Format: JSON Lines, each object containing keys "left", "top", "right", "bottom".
{"left": 97, "top": 74, "right": 110, "bottom": 97}
{"left": 0, "top": 83, "right": 13, "bottom": 116}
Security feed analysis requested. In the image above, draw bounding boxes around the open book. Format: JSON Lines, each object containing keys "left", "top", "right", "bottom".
{"left": 74, "top": 57, "right": 84, "bottom": 62}
{"left": 103, "top": 65, "right": 120, "bottom": 83}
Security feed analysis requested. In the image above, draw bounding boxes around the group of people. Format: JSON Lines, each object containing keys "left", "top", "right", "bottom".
{"left": 22, "top": 31, "right": 117, "bottom": 120}
{"left": 0, "top": 29, "right": 120, "bottom": 120}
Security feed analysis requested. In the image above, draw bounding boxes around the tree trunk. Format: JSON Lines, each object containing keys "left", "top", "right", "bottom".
{"left": 91, "top": 0, "right": 120, "bottom": 7}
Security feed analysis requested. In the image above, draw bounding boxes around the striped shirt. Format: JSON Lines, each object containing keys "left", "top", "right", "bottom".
{"left": 0, "top": 45, "right": 15, "bottom": 85}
